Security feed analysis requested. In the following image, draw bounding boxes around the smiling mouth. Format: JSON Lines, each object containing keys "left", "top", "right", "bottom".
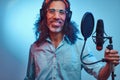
{"left": 51, "top": 21, "right": 62, "bottom": 26}
{"left": 52, "top": 22, "right": 60, "bottom": 26}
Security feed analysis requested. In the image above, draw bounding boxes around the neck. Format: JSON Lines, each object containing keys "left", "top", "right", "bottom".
{"left": 49, "top": 32, "right": 64, "bottom": 48}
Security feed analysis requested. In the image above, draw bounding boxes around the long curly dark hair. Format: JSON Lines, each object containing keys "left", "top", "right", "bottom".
{"left": 34, "top": 0, "right": 79, "bottom": 46}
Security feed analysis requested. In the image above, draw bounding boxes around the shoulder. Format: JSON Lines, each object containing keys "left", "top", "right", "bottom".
{"left": 29, "top": 42, "right": 40, "bottom": 53}
{"left": 75, "top": 36, "right": 84, "bottom": 46}
{"left": 75, "top": 37, "right": 91, "bottom": 54}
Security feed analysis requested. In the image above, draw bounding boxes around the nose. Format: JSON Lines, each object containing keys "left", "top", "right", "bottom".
{"left": 53, "top": 12, "right": 60, "bottom": 19}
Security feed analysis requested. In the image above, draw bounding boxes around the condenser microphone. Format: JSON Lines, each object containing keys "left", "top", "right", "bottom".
{"left": 96, "top": 19, "right": 104, "bottom": 50}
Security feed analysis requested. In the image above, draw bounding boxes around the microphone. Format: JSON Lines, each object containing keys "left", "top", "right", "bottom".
{"left": 96, "top": 20, "right": 116, "bottom": 80}
{"left": 96, "top": 19, "right": 104, "bottom": 51}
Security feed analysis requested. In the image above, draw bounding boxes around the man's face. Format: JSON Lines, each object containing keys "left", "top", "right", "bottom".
{"left": 46, "top": 1, "right": 67, "bottom": 33}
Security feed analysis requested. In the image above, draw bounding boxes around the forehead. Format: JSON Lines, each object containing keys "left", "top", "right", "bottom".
{"left": 48, "top": 1, "right": 66, "bottom": 10}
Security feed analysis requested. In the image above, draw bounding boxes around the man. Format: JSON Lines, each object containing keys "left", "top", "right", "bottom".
{"left": 25, "top": 0, "right": 120, "bottom": 80}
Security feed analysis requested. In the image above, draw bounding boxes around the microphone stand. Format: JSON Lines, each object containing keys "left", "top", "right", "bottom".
{"left": 106, "top": 37, "right": 116, "bottom": 80}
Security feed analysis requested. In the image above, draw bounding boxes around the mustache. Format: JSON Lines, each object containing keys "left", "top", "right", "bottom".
{"left": 49, "top": 19, "right": 64, "bottom": 24}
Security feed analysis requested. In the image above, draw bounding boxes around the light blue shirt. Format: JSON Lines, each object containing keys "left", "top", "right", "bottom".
{"left": 25, "top": 36, "right": 103, "bottom": 80}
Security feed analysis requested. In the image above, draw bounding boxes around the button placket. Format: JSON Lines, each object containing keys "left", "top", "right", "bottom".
{"left": 52, "top": 54, "right": 57, "bottom": 80}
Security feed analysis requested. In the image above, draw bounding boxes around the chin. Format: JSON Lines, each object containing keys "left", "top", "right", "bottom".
{"left": 49, "top": 28, "right": 63, "bottom": 33}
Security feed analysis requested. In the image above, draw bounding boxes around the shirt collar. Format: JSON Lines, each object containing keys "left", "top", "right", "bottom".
{"left": 46, "top": 35, "right": 71, "bottom": 44}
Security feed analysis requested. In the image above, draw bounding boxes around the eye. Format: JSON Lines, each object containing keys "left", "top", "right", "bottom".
{"left": 59, "top": 10, "right": 66, "bottom": 15}
{"left": 48, "top": 9, "right": 55, "bottom": 14}
{"left": 47, "top": 8, "right": 68, "bottom": 15}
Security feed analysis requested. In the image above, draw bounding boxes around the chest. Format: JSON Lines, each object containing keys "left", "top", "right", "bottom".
{"left": 33, "top": 43, "right": 81, "bottom": 71}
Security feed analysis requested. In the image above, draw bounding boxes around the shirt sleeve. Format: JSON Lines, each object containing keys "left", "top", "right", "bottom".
{"left": 24, "top": 45, "right": 35, "bottom": 80}
{"left": 82, "top": 50, "right": 103, "bottom": 79}
{"left": 76, "top": 38, "right": 103, "bottom": 79}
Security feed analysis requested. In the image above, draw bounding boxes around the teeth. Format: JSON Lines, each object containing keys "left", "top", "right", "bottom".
{"left": 54, "top": 21, "right": 59, "bottom": 23}
{"left": 52, "top": 20, "right": 62, "bottom": 24}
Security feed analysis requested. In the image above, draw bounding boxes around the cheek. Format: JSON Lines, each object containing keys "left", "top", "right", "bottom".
{"left": 63, "top": 15, "right": 67, "bottom": 23}
{"left": 46, "top": 14, "right": 52, "bottom": 25}
{"left": 62, "top": 15, "right": 66, "bottom": 21}
{"left": 60, "top": 16, "right": 66, "bottom": 26}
